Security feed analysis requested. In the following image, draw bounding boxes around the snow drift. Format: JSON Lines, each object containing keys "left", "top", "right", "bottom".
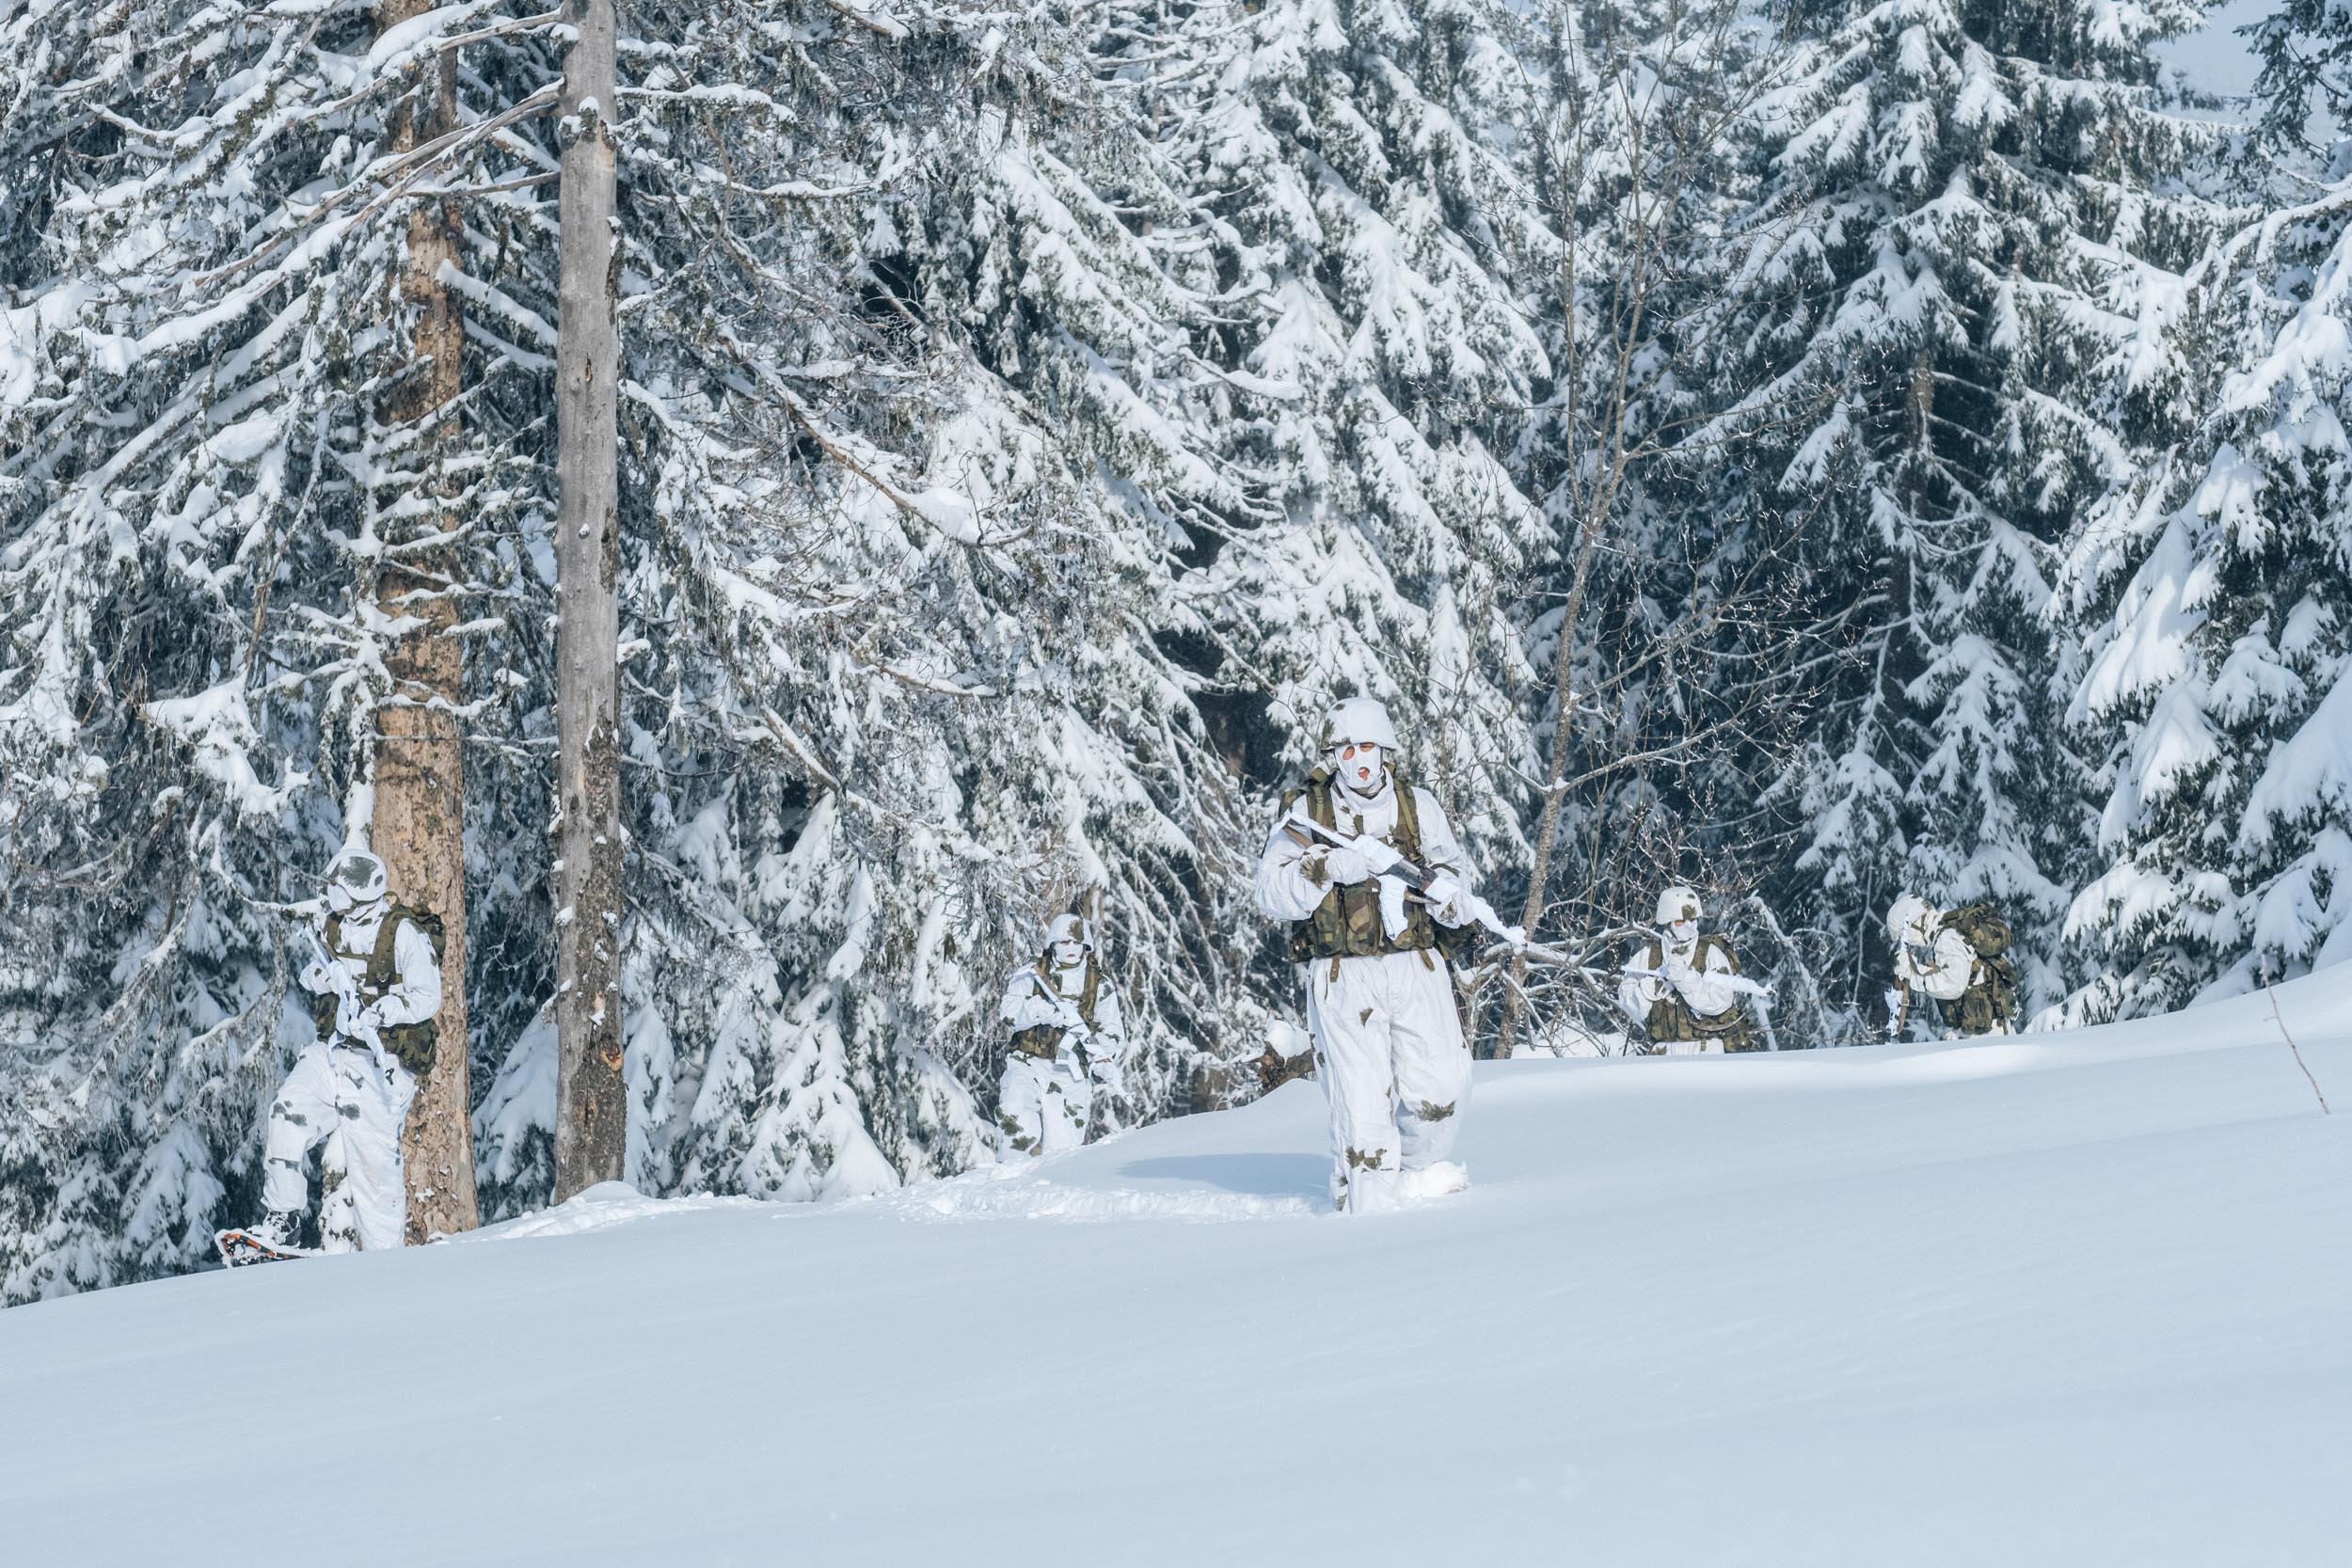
{"left": 4, "top": 976, "right": 2349, "bottom": 1566}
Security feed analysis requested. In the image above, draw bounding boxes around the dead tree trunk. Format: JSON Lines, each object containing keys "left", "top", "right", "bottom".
{"left": 551, "top": 0, "right": 628, "bottom": 1200}
{"left": 374, "top": 0, "right": 479, "bottom": 1241}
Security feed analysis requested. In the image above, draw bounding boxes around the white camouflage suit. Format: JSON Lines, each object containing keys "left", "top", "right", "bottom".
{"left": 263, "top": 898, "right": 440, "bottom": 1251}
{"left": 1887, "top": 899, "right": 1995, "bottom": 1038}
{"left": 1255, "top": 769, "right": 1478, "bottom": 1213}
{"left": 996, "top": 933, "right": 1126, "bottom": 1157}
{"left": 1616, "top": 933, "right": 1746, "bottom": 1054}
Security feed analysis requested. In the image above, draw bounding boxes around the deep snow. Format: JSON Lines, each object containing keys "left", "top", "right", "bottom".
{"left": 4, "top": 977, "right": 2350, "bottom": 1567}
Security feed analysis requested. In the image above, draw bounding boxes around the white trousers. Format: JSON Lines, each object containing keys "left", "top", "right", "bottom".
{"left": 262, "top": 1043, "right": 415, "bottom": 1252}
{"left": 1661, "top": 1036, "right": 1722, "bottom": 1056}
{"left": 997, "top": 1052, "right": 1093, "bottom": 1157}
{"left": 1305, "top": 950, "right": 1470, "bottom": 1212}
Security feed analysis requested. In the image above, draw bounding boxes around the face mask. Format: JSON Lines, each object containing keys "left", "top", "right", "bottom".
{"left": 1053, "top": 940, "right": 1084, "bottom": 969}
{"left": 1334, "top": 741, "right": 1383, "bottom": 795}
{"left": 1668, "top": 919, "right": 1697, "bottom": 945}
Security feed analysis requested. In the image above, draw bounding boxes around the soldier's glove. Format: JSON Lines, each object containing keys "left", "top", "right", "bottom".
{"left": 299, "top": 961, "right": 337, "bottom": 994}
{"left": 334, "top": 992, "right": 365, "bottom": 1039}
{"left": 1321, "top": 845, "right": 1375, "bottom": 885}
{"left": 1422, "top": 876, "right": 1466, "bottom": 926}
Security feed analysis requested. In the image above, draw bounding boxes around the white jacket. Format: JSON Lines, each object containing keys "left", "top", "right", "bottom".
{"left": 1617, "top": 932, "right": 1744, "bottom": 1023}
{"left": 301, "top": 900, "right": 442, "bottom": 1037}
{"left": 1894, "top": 924, "right": 1977, "bottom": 1003}
{"left": 1254, "top": 772, "right": 1471, "bottom": 928}
{"left": 1000, "top": 959, "right": 1126, "bottom": 1080}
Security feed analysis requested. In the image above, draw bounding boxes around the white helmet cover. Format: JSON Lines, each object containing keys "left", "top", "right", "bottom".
{"left": 1656, "top": 884, "right": 1702, "bottom": 927}
{"left": 1044, "top": 912, "right": 1093, "bottom": 951}
{"left": 326, "top": 847, "right": 388, "bottom": 912}
{"left": 1321, "top": 696, "right": 1401, "bottom": 752}
{"left": 1886, "top": 895, "right": 1934, "bottom": 943}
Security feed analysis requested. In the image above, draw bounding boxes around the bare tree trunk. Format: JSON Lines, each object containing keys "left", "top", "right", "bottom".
{"left": 552, "top": 0, "right": 627, "bottom": 1200}
{"left": 374, "top": 0, "right": 479, "bottom": 1241}
{"left": 1491, "top": 529, "right": 1605, "bottom": 1059}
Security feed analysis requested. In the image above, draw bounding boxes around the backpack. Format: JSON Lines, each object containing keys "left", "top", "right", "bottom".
{"left": 1936, "top": 902, "right": 2018, "bottom": 1033}
{"left": 1941, "top": 902, "right": 2012, "bottom": 959}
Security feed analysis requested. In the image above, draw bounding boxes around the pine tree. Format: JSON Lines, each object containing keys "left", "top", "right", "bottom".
{"left": 1138, "top": 0, "right": 1557, "bottom": 949}
{"left": 2061, "top": 6, "right": 2352, "bottom": 1015}
{"left": 1712, "top": 0, "right": 2209, "bottom": 1034}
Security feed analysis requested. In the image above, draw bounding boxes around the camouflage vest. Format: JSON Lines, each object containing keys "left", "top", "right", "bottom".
{"left": 1935, "top": 902, "right": 2019, "bottom": 1036}
{"left": 1641, "top": 934, "right": 1756, "bottom": 1052}
{"left": 1281, "top": 768, "right": 1443, "bottom": 966}
{"left": 1009, "top": 957, "right": 1102, "bottom": 1060}
{"left": 311, "top": 902, "right": 444, "bottom": 1075}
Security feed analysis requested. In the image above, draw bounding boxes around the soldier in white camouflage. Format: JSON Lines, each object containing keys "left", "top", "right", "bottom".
{"left": 241, "top": 847, "right": 444, "bottom": 1255}
{"left": 1254, "top": 698, "right": 1484, "bottom": 1213}
{"left": 995, "top": 913, "right": 1127, "bottom": 1157}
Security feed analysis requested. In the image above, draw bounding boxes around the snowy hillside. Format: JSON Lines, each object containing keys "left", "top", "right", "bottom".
{"left": 5, "top": 985, "right": 2348, "bottom": 1567}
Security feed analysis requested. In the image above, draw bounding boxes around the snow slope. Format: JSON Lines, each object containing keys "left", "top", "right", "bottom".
{"left": 5, "top": 979, "right": 2350, "bottom": 1567}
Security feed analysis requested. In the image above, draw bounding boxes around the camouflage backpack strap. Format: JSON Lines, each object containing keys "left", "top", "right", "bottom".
{"left": 1304, "top": 768, "right": 1337, "bottom": 829}
{"left": 1389, "top": 770, "right": 1422, "bottom": 862}
{"left": 373, "top": 902, "right": 443, "bottom": 1076}
{"left": 1079, "top": 957, "right": 1102, "bottom": 1031}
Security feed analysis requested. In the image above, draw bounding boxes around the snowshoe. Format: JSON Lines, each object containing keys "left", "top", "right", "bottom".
{"left": 215, "top": 1224, "right": 311, "bottom": 1268}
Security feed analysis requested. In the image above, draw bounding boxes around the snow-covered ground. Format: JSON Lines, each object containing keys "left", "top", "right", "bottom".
{"left": 6, "top": 979, "right": 2350, "bottom": 1567}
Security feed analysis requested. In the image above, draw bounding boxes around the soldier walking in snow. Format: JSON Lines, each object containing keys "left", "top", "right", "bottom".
{"left": 225, "top": 847, "right": 444, "bottom": 1261}
{"left": 996, "top": 913, "right": 1127, "bottom": 1157}
{"left": 1885, "top": 895, "right": 2019, "bottom": 1039}
{"left": 1254, "top": 698, "right": 1485, "bottom": 1213}
{"left": 1617, "top": 885, "right": 1756, "bottom": 1053}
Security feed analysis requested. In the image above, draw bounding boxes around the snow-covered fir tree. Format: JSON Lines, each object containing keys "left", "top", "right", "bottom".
{"left": 2059, "top": 7, "right": 2352, "bottom": 1017}
{"left": 1136, "top": 0, "right": 1558, "bottom": 940}
{"left": 1709, "top": 0, "right": 2211, "bottom": 1034}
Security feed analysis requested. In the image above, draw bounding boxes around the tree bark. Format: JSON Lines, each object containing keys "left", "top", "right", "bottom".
{"left": 374, "top": 0, "right": 479, "bottom": 1242}
{"left": 551, "top": 0, "right": 628, "bottom": 1200}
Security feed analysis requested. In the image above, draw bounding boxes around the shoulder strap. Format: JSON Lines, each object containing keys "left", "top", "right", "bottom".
{"left": 1645, "top": 938, "right": 1662, "bottom": 971}
{"left": 365, "top": 906, "right": 405, "bottom": 989}
{"left": 1304, "top": 769, "right": 1336, "bottom": 830}
{"left": 1390, "top": 773, "right": 1422, "bottom": 860}
{"left": 1080, "top": 958, "right": 1101, "bottom": 1028}
{"left": 1699, "top": 934, "right": 1739, "bottom": 972}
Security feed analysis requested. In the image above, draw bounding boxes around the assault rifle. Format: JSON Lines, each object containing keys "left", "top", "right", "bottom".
{"left": 1619, "top": 960, "right": 1776, "bottom": 1002}
{"left": 303, "top": 924, "right": 392, "bottom": 1077}
{"left": 1280, "top": 816, "right": 1527, "bottom": 947}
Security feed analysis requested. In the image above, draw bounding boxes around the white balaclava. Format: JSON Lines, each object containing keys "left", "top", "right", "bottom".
{"left": 1045, "top": 912, "right": 1090, "bottom": 973}
{"left": 326, "top": 848, "right": 389, "bottom": 916}
{"left": 1323, "top": 697, "right": 1401, "bottom": 802}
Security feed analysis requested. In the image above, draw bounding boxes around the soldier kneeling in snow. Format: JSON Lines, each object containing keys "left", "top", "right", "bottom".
{"left": 1617, "top": 885, "right": 1756, "bottom": 1053}
{"left": 1885, "top": 895, "right": 2019, "bottom": 1039}
{"left": 996, "top": 914, "right": 1127, "bottom": 1157}
{"left": 235, "top": 848, "right": 443, "bottom": 1259}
